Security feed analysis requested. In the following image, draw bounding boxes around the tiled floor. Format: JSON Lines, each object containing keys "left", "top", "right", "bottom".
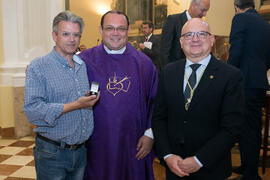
{"left": 0, "top": 136, "right": 269, "bottom": 180}
{"left": 0, "top": 136, "right": 35, "bottom": 180}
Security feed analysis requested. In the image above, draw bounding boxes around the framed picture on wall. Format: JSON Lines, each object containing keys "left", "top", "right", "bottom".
{"left": 112, "top": 0, "right": 167, "bottom": 36}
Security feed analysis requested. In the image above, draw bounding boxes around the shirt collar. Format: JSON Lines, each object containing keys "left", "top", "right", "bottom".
{"left": 147, "top": 33, "right": 153, "bottom": 40}
{"left": 52, "top": 47, "right": 70, "bottom": 67}
{"left": 104, "top": 45, "right": 126, "bottom": 54}
{"left": 73, "top": 54, "right": 83, "bottom": 65}
{"left": 185, "top": 54, "right": 211, "bottom": 68}
{"left": 186, "top": 10, "right": 192, "bottom": 20}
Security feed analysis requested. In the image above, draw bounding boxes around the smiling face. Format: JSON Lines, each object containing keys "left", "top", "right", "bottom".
{"left": 141, "top": 24, "right": 152, "bottom": 37}
{"left": 52, "top": 21, "right": 81, "bottom": 58}
{"left": 99, "top": 13, "right": 129, "bottom": 50}
{"left": 180, "top": 18, "right": 214, "bottom": 63}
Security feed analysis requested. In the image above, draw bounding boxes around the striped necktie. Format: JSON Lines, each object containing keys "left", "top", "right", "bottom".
{"left": 184, "top": 64, "right": 201, "bottom": 103}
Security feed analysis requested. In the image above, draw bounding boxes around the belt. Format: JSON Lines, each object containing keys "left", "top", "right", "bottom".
{"left": 36, "top": 134, "right": 84, "bottom": 150}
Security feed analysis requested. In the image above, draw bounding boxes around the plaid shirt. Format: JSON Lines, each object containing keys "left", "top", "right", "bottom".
{"left": 24, "top": 48, "right": 93, "bottom": 145}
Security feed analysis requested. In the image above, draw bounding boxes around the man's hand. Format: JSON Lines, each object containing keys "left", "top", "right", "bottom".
{"left": 178, "top": 156, "right": 201, "bottom": 174}
{"left": 138, "top": 43, "right": 145, "bottom": 50}
{"left": 63, "top": 92, "right": 100, "bottom": 114}
{"left": 136, "top": 135, "right": 154, "bottom": 160}
{"left": 76, "top": 92, "right": 100, "bottom": 108}
{"left": 165, "top": 155, "right": 189, "bottom": 177}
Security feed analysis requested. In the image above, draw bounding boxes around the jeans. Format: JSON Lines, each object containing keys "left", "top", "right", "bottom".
{"left": 34, "top": 136, "right": 87, "bottom": 180}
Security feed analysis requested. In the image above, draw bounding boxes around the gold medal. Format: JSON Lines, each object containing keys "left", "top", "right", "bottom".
{"left": 185, "top": 98, "right": 191, "bottom": 110}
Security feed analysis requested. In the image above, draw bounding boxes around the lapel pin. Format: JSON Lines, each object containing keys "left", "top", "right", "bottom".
{"left": 210, "top": 75, "right": 214, "bottom": 79}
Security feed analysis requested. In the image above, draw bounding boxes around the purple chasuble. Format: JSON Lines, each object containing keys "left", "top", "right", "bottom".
{"left": 79, "top": 43, "right": 158, "bottom": 180}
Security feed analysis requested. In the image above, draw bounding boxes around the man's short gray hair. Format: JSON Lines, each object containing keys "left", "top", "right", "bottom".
{"left": 52, "top": 11, "right": 84, "bottom": 34}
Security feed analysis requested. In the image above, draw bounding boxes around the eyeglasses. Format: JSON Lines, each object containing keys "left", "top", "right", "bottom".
{"left": 103, "top": 26, "right": 128, "bottom": 33}
{"left": 181, "top": 31, "right": 211, "bottom": 40}
{"left": 60, "top": 32, "right": 81, "bottom": 38}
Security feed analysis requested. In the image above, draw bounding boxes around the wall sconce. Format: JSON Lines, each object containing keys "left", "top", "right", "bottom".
{"left": 96, "top": 3, "right": 111, "bottom": 15}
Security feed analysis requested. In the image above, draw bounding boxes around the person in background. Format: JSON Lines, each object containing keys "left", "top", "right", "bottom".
{"left": 79, "top": 10, "right": 158, "bottom": 180}
{"left": 24, "top": 11, "right": 100, "bottom": 179}
{"left": 161, "top": 0, "right": 210, "bottom": 65}
{"left": 138, "top": 21, "right": 162, "bottom": 72}
{"left": 227, "top": 0, "right": 270, "bottom": 179}
{"left": 152, "top": 18, "right": 244, "bottom": 180}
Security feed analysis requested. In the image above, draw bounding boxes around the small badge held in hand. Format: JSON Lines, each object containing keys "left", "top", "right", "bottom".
{"left": 90, "top": 82, "right": 99, "bottom": 95}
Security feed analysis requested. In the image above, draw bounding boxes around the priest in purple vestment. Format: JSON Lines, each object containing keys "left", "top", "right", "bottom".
{"left": 79, "top": 11, "right": 158, "bottom": 180}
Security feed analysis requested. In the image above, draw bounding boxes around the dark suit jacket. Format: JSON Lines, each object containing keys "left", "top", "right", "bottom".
{"left": 227, "top": 9, "right": 270, "bottom": 89}
{"left": 152, "top": 56, "right": 245, "bottom": 179}
{"left": 142, "top": 34, "right": 162, "bottom": 72}
{"left": 161, "top": 11, "right": 188, "bottom": 65}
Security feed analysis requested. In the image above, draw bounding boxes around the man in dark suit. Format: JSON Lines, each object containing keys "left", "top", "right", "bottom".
{"left": 227, "top": 0, "right": 270, "bottom": 179}
{"left": 152, "top": 18, "right": 245, "bottom": 180}
{"left": 161, "top": 0, "right": 210, "bottom": 65}
{"left": 138, "top": 21, "right": 162, "bottom": 72}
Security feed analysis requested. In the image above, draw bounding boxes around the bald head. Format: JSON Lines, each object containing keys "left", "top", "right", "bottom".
{"left": 180, "top": 18, "right": 214, "bottom": 62}
{"left": 182, "top": 18, "right": 211, "bottom": 34}
{"left": 189, "top": 0, "right": 210, "bottom": 18}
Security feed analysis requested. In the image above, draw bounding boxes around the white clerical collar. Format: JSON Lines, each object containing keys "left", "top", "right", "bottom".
{"left": 186, "top": 10, "right": 192, "bottom": 20}
{"left": 104, "top": 45, "right": 126, "bottom": 54}
{"left": 185, "top": 54, "right": 211, "bottom": 68}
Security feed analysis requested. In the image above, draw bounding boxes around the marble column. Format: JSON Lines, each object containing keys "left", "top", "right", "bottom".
{"left": 0, "top": 0, "right": 64, "bottom": 138}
